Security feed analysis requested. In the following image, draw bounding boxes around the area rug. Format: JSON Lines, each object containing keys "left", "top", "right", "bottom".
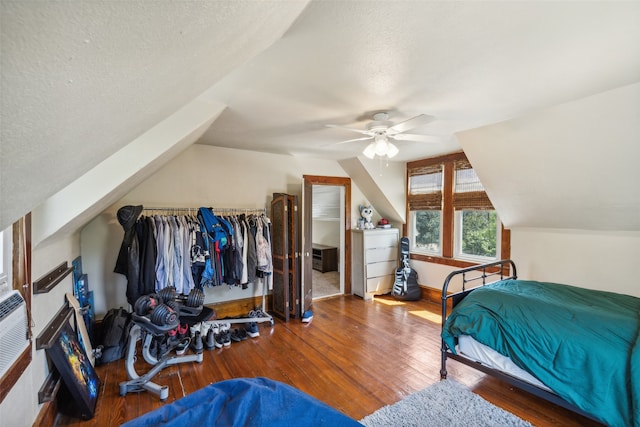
{"left": 360, "top": 379, "right": 532, "bottom": 427}
{"left": 312, "top": 269, "right": 340, "bottom": 298}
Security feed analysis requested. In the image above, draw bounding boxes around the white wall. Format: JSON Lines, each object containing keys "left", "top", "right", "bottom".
{"left": 312, "top": 221, "right": 341, "bottom": 248}
{"left": 0, "top": 233, "right": 79, "bottom": 427}
{"left": 459, "top": 83, "right": 640, "bottom": 231}
{"left": 511, "top": 228, "right": 640, "bottom": 297}
{"left": 339, "top": 157, "right": 406, "bottom": 226}
{"left": 411, "top": 227, "right": 640, "bottom": 298}
{"left": 81, "top": 144, "right": 366, "bottom": 317}
{"left": 411, "top": 260, "right": 462, "bottom": 292}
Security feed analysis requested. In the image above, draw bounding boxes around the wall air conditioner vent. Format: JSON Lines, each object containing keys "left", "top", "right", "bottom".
{"left": 0, "top": 290, "right": 29, "bottom": 379}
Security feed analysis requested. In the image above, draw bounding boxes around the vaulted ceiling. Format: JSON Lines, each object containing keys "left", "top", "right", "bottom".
{"left": 2, "top": 1, "right": 639, "bottom": 233}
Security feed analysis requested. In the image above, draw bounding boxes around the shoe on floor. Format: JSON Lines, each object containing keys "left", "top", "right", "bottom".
{"left": 175, "top": 337, "right": 190, "bottom": 356}
{"left": 205, "top": 328, "right": 216, "bottom": 350}
{"left": 245, "top": 322, "right": 259, "bottom": 338}
{"left": 222, "top": 329, "right": 231, "bottom": 347}
{"left": 191, "top": 331, "right": 203, "bottom": 354}
{"left": 177, "top": 323, "right": 189, "bottom": 340}
{"left": 302, "top": 310, "right": 313, "bottom": 323}
{"left": 231, "top": 328, "right": 248, "bottom": 342}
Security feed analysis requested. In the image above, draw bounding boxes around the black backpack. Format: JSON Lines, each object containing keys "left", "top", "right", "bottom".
{"left": 96, "top": 307, "right": 131, "bottom": 365}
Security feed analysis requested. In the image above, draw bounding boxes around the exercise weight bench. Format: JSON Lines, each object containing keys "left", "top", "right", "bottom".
{"left": 119, "top": 313, "right": 202, "bottom": 401}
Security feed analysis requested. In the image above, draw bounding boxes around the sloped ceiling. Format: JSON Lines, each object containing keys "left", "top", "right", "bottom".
{"left": 0, "top": 1, "right": 309, "bottom": 230}
{"left": 460, "top": 83, "right": 640, "bottom": 231}
{"left": 2, "top": 1, "right": 639, "bottom": 236}
{"left": 198, "top": 1, "right": 640, "bottom": 161}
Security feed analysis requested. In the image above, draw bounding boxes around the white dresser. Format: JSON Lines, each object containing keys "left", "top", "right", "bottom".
{"left": 351, "top": 228, "right": 399, "bottom": 300}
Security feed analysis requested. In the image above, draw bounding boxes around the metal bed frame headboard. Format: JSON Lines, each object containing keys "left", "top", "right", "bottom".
{"left": 441, "top": 259, "right": 518, "bottom": 344}
{"left": 441, "top": 259, "right": 517, "bottom": 297}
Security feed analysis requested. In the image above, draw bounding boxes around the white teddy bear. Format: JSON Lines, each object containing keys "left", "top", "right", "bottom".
{"left": 359, "top": 205, "right": 375, "bottom": 229}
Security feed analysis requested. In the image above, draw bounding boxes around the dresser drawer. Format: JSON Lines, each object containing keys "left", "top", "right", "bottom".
{"left": 366, "top": 260, "right": 396, "bottom": 278}
{"left": 366, "top": 275, "right": 394, "bottom": 294}
{"left": 366, "top": 246, "right": 397, "bottom": 263}
{"left": 351, "top": 228, "right": 399, "bottom": 300}
{"left": 366, "top": 233, "right": 399, "bottom": 249}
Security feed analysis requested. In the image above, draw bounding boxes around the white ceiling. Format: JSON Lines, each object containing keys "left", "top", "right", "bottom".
{"left": 1, "top": 1, "right": 639, "bottom": 231}
{"left": 199, "top": 1, "right": 640, "bottom": 160}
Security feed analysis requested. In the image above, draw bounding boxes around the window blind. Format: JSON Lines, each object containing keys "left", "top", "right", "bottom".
{"left": 453, "top": 160, "right": 493, "bottom": 210}
{"left": 408, "top": 164, "right": 442, "bottom": 211}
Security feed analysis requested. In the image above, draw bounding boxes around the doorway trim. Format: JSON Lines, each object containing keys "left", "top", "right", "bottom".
{"left": 303, "top": 175, "right": 352, "bottom": 297}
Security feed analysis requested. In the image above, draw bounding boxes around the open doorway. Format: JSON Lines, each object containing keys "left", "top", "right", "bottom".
{"left": 311, "top": 185, "right": 343, "bottom": 299}
{"left": 302, "top": 176, "right": 351, "bottom": 306}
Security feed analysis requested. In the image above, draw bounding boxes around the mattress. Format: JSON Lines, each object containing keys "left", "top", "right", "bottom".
{"left": 457, "top": 334, "right": 550, "bottom": 391}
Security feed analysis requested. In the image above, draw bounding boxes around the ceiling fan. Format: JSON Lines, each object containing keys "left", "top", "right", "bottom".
{"left": 326, "top": 112, "right": 437, "bottom": 159}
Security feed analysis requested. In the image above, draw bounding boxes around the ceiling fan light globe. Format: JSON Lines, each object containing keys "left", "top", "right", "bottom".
{"left": 363, "top": 143, "right": 377, "bottom": 159}
{"left": 374, "top": 140, "right": 388, "bottom": 156}
{"left": 387, "top": 143, "right": 399, "bottom": 158}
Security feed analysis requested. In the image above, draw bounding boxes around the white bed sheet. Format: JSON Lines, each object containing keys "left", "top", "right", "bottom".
{"left": 457, "top": 334, "right": 551, "bottom": 391}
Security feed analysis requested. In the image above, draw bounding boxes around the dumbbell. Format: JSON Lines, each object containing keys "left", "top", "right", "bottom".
{"left": 150, "top": 303, "right": 178, "bottom": 327}
{"left": 131, "top": 294, "right": 179, "bottom": 334}
{"left": 157, "top": 286, "right": 177, "bottom": 304}
{"left": 157, "top": 287, "right": 204, "bottom": 308}
{"left": 155, "top": 287, "right": 204, "bottom": 317}
{"left": 134, "top": 294, "right": 161, "bottom": 316}
{"left": 183, "top": 288, "right": 204, "bottom": 307}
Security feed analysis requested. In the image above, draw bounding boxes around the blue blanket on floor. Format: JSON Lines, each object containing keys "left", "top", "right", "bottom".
{"left": 122, "top": 377, "right": 362, "bottom": 427}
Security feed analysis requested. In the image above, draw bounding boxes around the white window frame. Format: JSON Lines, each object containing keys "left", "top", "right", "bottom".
{"left": 410, "top": 210, "right": 443, "bottom": 257}
{"left": 0, "top": 226, "right": 11, "bottom": 293}
{"left": 453, "top": 210, "right": 501, "bottom": 263}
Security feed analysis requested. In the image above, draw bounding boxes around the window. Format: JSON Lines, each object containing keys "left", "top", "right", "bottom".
{"left": 455, "top": 210, "right": 500, "bottom": 261}
{"left": 408, "top": 164, "right": 443, "bottom": 255}
{"left": 412, "top": 210, "right": 442, "bottom": 254}
{"left": 406, "top": 152, "right": 509, "bottom": 267}
{"left": 0, "top": 214, "right": 32, "bottom": 405}
{"left": 0, "top": 226, "right": 10, "bottom": 293}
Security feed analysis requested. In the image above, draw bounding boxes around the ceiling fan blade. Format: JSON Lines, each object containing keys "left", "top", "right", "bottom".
{"left": 390, "top": 133, "right": 442, "bottom": 143}
{"left": 335, "top": 136, "right": 374, "bottom": 145}
{"left": 326, "top": 124, "right": 372, "bottom": 136}
{"left": 387, "top": 114, "right": 435, "bottom": 134}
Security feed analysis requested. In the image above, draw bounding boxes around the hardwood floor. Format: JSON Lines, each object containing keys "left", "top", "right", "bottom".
{"left": 54, "top": 295, "right": 603, "bottom": 426}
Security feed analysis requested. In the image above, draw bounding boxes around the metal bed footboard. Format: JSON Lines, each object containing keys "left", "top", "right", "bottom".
{"left": 438, "top": 259, "right": 598, "bottom": 422}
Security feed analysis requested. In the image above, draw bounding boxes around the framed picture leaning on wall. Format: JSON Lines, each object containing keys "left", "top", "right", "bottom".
{"left": 46, "top": 321, "right": 100, "bottom": 419}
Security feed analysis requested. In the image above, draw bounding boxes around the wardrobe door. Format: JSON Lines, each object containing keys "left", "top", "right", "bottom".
{"left": 302, "top": 180, "right": 313, "bottom": 315}
{"left": 271, "top": 194, "right": 290, "bottom": 321}
{"left": 286, "top": 194, "right": 301, "bottom": 319}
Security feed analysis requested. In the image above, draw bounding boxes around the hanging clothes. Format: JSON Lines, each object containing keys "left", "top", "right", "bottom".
{"left": 240, "top": 217, "right": 249, "bottom": 286}
{"left": 138, "top": 216, "right": 157, "bottom": 297}
{"left": 114, "top": 206, "right": 270, "bottom": 306}
{"left": 114, "top": 205, "right": 143, "bottom": 306}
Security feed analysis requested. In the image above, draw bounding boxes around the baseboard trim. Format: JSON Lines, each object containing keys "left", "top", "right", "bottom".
{"left": 419, "top": 285, "right": 452, "bottom": 311}
{"left": 206, "top": 294, "right": 272, "bottom": 319}
{"left": 34, "top": 399, "right": 58, "bottom": 427}
{"left": 420, "top": 285, "right": 440, "bottom": 304}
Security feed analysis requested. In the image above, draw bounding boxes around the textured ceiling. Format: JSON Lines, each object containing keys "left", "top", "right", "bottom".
{"left": 199, "top": 1, "right": 640, "bottom": 161}
{"left": 1, "top": 1, "right": 639, "bottom": 231}
{"left": 0, "top": 1, "right": 308, "bottom": 228}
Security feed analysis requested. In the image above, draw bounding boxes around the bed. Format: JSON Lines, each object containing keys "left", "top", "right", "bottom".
{"left": 440, "top": 260, "right": 640, "bottom": 427}
{"left": 121, "top": 377, "right": 362, "bottom": 427}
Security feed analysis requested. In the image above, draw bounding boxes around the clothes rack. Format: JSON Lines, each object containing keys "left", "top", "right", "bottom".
{"left": 141, "top": 207, "right": 267, "bottom": 216}
{"left": 130, "top": 205, "right": 273, "bottom": 327}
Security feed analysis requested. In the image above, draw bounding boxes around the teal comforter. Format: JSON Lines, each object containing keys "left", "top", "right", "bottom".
{"left": 441, "top": 280, "right": 640, "bottom": 427}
